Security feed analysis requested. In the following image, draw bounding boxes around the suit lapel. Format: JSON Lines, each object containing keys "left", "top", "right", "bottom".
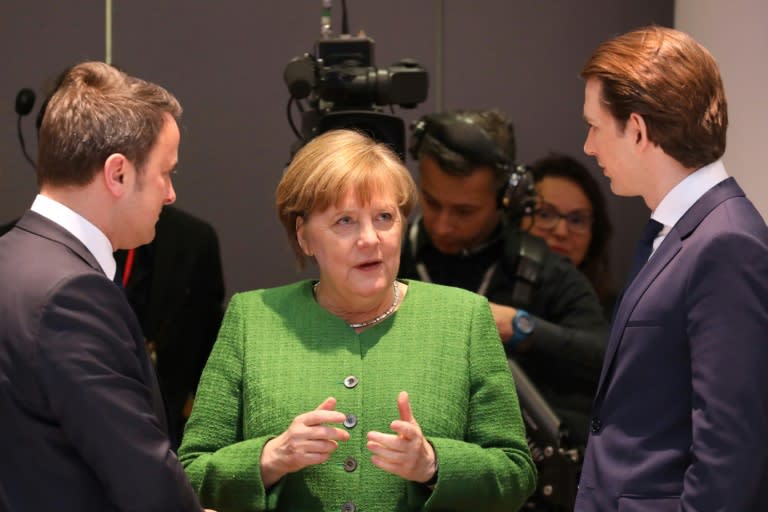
{"left": 595, "top": 234, "right": 681, "bottom": 398}
{"left": 15, "top": 210, "right": 104, "bottom": 274}
{"left": 594, "top": 178, "right": 746, "bottom": 404}
{"left": 15, "top": 210, "right": 170, "bottom": 431}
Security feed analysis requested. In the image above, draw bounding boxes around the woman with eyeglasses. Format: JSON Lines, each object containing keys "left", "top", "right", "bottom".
{"left": 523, "top": 154, "right": 616, "bottom": 317}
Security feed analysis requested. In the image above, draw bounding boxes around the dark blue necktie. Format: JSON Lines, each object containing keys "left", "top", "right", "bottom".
{"left": 625, "top": 219, "right": 664, "bottom": 287}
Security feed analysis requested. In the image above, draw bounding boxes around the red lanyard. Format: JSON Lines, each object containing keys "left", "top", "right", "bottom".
{"left": 122, "top": 248, "right": 136, "bottom": 288}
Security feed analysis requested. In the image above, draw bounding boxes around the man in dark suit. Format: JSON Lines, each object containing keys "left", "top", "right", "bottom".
{"left": 0, "top": 62, "right": 206, "bottom": 510}
{"left": 575, "top": 26, "right": 768, "bottom": 511}
{"left": 3, "top": 206, "right": 225, "bottom": 453}
{"left": 115, "top": 204, "right": 225, "bottom": 451}
{"left": 4, "top": 65, "right": 225, "bottom": 453}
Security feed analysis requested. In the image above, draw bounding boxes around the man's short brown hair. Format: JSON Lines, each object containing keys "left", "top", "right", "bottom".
{"left": 37, "top": 61, "right": 182, "bottom": 187}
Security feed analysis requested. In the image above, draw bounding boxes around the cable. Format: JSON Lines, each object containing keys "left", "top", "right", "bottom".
{"left": 17, "top": 116, "right": 36, "bottom": 170}
{"left": 287, "top": 96, "right": 302, "bottom": 139}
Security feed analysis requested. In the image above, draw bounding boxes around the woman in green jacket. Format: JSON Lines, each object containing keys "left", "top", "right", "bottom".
{"left": 179, "top": 129, "right": 536, "bottom": 511}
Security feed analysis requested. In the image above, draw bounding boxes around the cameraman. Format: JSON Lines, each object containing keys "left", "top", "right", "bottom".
{"left": 400, "top": 108, "right": 609, "bottom": 510}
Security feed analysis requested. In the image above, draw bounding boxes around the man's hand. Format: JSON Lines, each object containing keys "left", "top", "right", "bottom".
{"left": 489, "top": 302, "right": 532, "bottom": 351}
{"left": 489, "top": 302, "right": 517, "bottom": 342}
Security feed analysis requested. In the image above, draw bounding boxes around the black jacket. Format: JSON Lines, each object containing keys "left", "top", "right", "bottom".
{"left": 400, "top": 218, "right": 608, "bottom": 448}
{"left": 3, "top": 207, "right": 225, "bottom": 451}
{"left": 115, "top": 205, "right": 225, "bottom": 450}
{"left": 0, "top": 211, "right": 201, "bottom": 511}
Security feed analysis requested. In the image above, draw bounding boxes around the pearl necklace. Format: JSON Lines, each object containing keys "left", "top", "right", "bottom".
{"left": 313, "top": 281, "right": 400, "bottom": 329}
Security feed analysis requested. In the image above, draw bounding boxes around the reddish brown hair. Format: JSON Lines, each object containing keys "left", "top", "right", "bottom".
{"left": 581, "top": 26, "right": 727, "bottom": 169}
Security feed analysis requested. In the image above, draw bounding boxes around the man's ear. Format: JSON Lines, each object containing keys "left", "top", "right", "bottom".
{"left": 103, "top": 153, "right": 129, "bottom": 197}
{"left": 295, "top": 215, "right": 312, "bottom": 256}
{"left": 627, "top": 113, "right": 649, "bottom": 147}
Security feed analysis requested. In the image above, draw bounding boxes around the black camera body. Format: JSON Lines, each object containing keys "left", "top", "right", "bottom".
{"left": 284, "top": 34, "right": 428, "bottom": 160}
{"left": 286, "top": 35, "right": 428, "bottom": 109}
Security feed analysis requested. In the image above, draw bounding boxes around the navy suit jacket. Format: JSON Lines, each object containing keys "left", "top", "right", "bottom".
{"left": 575, "top": 178, "right": 768, "bottom": 511}
{"left": 0, "top": 211, "right": 201, "bottom": 511}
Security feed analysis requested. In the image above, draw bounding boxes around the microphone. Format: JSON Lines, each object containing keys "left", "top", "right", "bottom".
{"left": 15, "top": 88, "right": 36, "bottom": 116}
{"left": 15, "top": 88, "right": 37, "bottom": 169}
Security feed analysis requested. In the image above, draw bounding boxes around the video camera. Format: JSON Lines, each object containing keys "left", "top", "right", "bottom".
{"left": 508, "top": 358, "right": 581, "bottom": 511}
{"left": 283, "top": 3, "right": 428, "bottom": 160}
{"left": 285, "top": 38, "right": 427, "bottom": 110}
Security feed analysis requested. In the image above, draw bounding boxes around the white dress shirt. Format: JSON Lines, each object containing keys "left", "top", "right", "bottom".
{"left": 649, "top": 159, "right": 729, "bottom": 256}
{"left": 30, "top": 194, "right": 117, "bottom": 279}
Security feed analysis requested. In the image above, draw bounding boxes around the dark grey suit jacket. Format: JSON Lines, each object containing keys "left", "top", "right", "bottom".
{"left": 0, "top": 211, "right": 201, "bottom": 511}
{"left": 575, "top": 178, "right": 768, "bottom": 511}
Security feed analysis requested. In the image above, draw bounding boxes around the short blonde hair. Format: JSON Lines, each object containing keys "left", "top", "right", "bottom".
{"left": 276, "top": 129, "right": 417, "bottom": 269}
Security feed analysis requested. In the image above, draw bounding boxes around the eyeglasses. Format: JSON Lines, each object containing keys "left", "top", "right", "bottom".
{"left": 531, "top": 204, "right": 593, "bottom": 234}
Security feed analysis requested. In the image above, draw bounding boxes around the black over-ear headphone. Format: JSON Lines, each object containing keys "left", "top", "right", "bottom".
{"left": 408, "top": 112, "right": 536, "bottom": 218}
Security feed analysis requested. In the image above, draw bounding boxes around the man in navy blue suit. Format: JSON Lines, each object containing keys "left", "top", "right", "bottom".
{"left": 0, "top": 62, "right": 210, "bottom": 511}
{"left": 574, "top": 26, "right": 768, "bottom": 511}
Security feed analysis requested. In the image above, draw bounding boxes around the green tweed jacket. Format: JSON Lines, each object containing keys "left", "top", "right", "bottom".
{"left": 179, "top": 279, "right": 536, "bottom": 511}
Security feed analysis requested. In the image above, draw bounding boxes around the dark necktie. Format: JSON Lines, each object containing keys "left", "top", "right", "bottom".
{"left": 625, "top": 219, "right": 664, "bottom": 287}
{"left": 112, "top": 266, "right": 123, "bottom": 288}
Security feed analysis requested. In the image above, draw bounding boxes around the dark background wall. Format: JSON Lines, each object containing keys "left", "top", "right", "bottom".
{"left": 0, "top": 1, "right": 673, "bottom": 299}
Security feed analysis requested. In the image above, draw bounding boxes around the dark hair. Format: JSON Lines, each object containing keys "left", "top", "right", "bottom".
{"left": 411, "top": 109, "right": 515, "bottom": 189}
{"left": 529, "top": 154, "right": 613, "bottom": 300}
{"left": 581, "top": 25, "right": 727, "bottom": 169}
{"left": 37, "top": 61, "right": 182, "bottom": 188}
